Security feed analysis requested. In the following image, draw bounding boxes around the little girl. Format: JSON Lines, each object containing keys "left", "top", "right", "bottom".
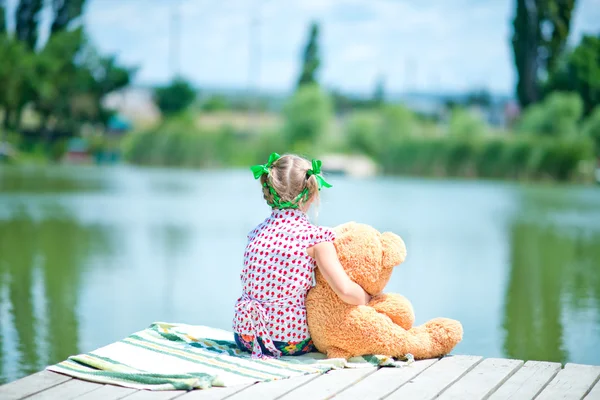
{"left": 232, "top": 152, "right": 371, "bottom": 359}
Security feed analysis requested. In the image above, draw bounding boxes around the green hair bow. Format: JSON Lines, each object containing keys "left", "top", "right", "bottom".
{"left": 250, "top": 152, "right": 281, "bottom": 179}
{"left": 306, "top": 159, "right": 332, "bottom": 189}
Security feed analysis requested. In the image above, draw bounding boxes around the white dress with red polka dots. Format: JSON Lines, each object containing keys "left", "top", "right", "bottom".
{"left": 232, "top": 208, "right": 335, "bottom": 358}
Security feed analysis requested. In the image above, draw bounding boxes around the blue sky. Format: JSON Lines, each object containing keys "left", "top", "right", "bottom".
{"left": 6, "top": 0, "right": 600, "bottom": 96}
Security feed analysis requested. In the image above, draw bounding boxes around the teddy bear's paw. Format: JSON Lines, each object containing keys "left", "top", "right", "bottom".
{"left": 326, "top": 347, "right": 352, "bottom": 360}
{"left": 424, "top": 317, "right": 464, "bottom": 356}
{"left": 369, "top": 293, "right": 415, "bottom": 330}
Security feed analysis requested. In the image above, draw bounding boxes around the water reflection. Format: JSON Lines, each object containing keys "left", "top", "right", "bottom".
{"left": 0, "top": 204, "right": 113, "bottom": 383}
{"left": 503, "top": 222, "right": 569, "bottom": 363}
{"left": 503, "top": 197, "right": 600, "bottom": 364}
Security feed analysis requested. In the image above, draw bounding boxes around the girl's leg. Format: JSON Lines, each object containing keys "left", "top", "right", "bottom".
{"left": 234, "top": 333, "right": 253, "bottom": 353}
{"left": 235, "top": 334, "right": 316, "bottom": 357}
{"left": 236, "top": 334, "right": 277, "bottom": 357}
{"left": 273, "top": 337, "right": 316, "bottom": 356}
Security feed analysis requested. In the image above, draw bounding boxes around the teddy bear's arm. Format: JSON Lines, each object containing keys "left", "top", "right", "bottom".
{"left": 369, "top": 293, "right": 415, "bottom": 330}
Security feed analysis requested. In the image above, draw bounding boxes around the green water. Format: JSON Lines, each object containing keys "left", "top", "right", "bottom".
{"left": 0, "top": 165, "right": 599, "bottom": 384}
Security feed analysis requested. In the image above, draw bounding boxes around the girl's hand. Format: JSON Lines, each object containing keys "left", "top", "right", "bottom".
{"left": 308, "top": 241, "right": 371, "bottom": 306}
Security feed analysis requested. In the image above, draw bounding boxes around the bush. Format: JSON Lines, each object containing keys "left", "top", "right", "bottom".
{"left": 201, "top": 95, "right": 229, "bottom": 112}
{"left": 345, "top": 111, "right": 380, "bottom": 157}
{"left": 448, "top": 108, "right": 488, "bottom": 138}
{"left": 582, "top": 106, "right": 600, "bottom": 158}
{"left": 518, "top": 92, "right": 584, "bottom": 137}
{"left": 282, "top": 84, "right": 332, "bottom": 152}
{"left": 122, "top": 113, "right": 290, "bottom": 168}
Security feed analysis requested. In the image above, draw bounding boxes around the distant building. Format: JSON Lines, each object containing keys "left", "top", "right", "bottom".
{"left": 102, "top": 87, "right": 161, "bottom": 126}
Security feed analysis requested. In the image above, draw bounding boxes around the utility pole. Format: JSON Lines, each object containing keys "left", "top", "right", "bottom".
{"left": 247, "top": 3, "right": 262, "bottom": 133}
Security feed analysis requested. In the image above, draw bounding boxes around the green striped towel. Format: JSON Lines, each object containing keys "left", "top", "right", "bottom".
{"left": 46, "top": 322, "right": 414, "bottom": 391}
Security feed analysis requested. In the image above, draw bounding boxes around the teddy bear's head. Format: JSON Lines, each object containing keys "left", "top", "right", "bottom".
{"left": 333, "top": 222, "right": 407, "bottom": 295}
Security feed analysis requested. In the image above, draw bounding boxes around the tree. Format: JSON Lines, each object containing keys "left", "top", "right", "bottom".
{"left": 15, "top": 0, "right": 44, "bottom": 50}
{"left": 466, "top": 89, "right": 492, "bottom": 108}
{"left": 0, "top": 36, "right": 35, "bottom": 130}
{"left": 373, "top": 75, "right": 385, "bottom": 106}
{"left": 544, "top": 0, "right": 576, "bottom": 78}
{"left": 34, "top": 28, "right": 84, "bottom": 130}
{"left": 546, "top": 35, "right": 600, "bottom": 116}
{"left": 511, "top": 0, "right": 577, "bottom": 108}
{"left": 283, "top": 84, "right": 331, "bottom": 150}
{"left": 153, "top": 77, "right": 197, "bottom": 116}
{"left": 297, "top": 21, "right": 320, "bottom": 88}
{"left": 0, "top": 0, "right": 7, "bottom": 34}
{"left": 51, "top": 0, "right": 86, "bottom": 34}
{"left": 75, "top": 46, "right": 135, "bottom": 125}
{"left": 512, "top": 0, "right": 540, "bottom": 108}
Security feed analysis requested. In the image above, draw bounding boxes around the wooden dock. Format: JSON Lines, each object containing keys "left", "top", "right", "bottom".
{"left": 1, "top": 355, "right": 600, "bottom": 400}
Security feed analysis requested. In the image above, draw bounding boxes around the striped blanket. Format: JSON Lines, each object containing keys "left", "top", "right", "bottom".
{"left": 46, "top": 322, "right": 414, "bottom": 391}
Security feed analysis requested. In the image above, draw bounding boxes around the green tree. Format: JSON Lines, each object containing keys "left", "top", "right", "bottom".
{"left": 0, "top": 36, "right": 35, "bottom": 131}
{"left": 283, "top": 84, "right": 331, "bottom": 150}
{"left": 544, "top": 0, "right": 576, "bottom": 78}
{"left": 15, "top": 0, "right": 44, "bottom": 50}
{"left": 153, "top": 77, "right": 197, "bottom": 116}
{"left": 297, "top": 21, "right": 320, "bottom": 88}
{"left": 34, "top": 28, "right": 85, "bottom": 132}
{"left": 373, "top": 75, "right": 385, "bottom": 106}
{"left": 546, "top": 35, "right": 600, "bottom": 116}
{"left": 511, "top": 0, "right": 577, "bottom": 108}
{"left": 75, "top": 46, "right": 135, "bottom": 125}
{"left": 512, "top": 0, "right": 541, "bottom": 107}
{"left": 0, "top": 0, "right": 7, "bottom": 34}
{"left": 466, "top": 89, "right": 492, "bottom": 108}
{"left": 51, "top": 0, "right": 87, "bottom": 34}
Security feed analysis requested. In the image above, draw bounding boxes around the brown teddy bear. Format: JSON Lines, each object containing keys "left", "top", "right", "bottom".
{"left": 306, "top": 221, "right": 463, "bottom": 360}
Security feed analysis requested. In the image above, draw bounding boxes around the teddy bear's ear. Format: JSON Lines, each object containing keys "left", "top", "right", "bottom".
{"left": 381, "top": 232, "right": 407, "bottom": 269}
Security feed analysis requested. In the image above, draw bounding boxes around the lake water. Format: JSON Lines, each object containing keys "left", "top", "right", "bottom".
{"left": 1, "top": 164, "right": 599, "bottom": 384}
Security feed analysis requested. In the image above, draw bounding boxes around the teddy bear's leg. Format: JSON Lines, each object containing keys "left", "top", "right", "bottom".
{"left": 326, "top": 347, "right": 353, "bottom": 360}
{"left": 368, "top": 293, "right": 415, "bottom": 330}
{"left": 333, "top": 308, "right": 463, "bottom": 360}
{"left": 412, "top": 317, "right": 464, "bottom": 359}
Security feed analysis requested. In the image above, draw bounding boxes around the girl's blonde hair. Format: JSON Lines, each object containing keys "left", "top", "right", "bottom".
{"left": 260, "top": 154, "right": 320, "bottom": 209}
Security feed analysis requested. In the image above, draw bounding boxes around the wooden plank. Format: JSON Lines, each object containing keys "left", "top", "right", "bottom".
{"left": 26, "top": 379, "right": 103, "bottom": 400}
{"left": 177, "top": 384, "right": 253, "bottom": 400}
{"left": 488, "top": 360, "right": 561, "bottom": 400}
{"left": 120, "top": 390, "right": 186, "bottom": 400}
{"left": 75, "top": 384, "right": 138, "bottom": 400}
{"left": 536, "top": 363, "right": 600, "bottom": 400}
{"left": 278, "top": 367, "right": 377, "bottom": 400}
{"left": 225, "top": 374, "right": 323, "bottom": 400}
{"left": 437, "top": 358, "right": 524, "bottom": 399}
{"left": 0, "top": 370, "right": 72, "bottom": 400}
{"left": 386, "top": 355, "right": 483, "bottom": 400}
{"left": 334, "top": 359, "right": 439, "bottom": 400}
{"left": 585, "top": 379, "right": 600, "bottom": 399}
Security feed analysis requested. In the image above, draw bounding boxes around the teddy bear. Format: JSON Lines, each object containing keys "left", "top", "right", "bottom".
{"left": 305, "top": 221, "right": 463, "bottom": 360}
